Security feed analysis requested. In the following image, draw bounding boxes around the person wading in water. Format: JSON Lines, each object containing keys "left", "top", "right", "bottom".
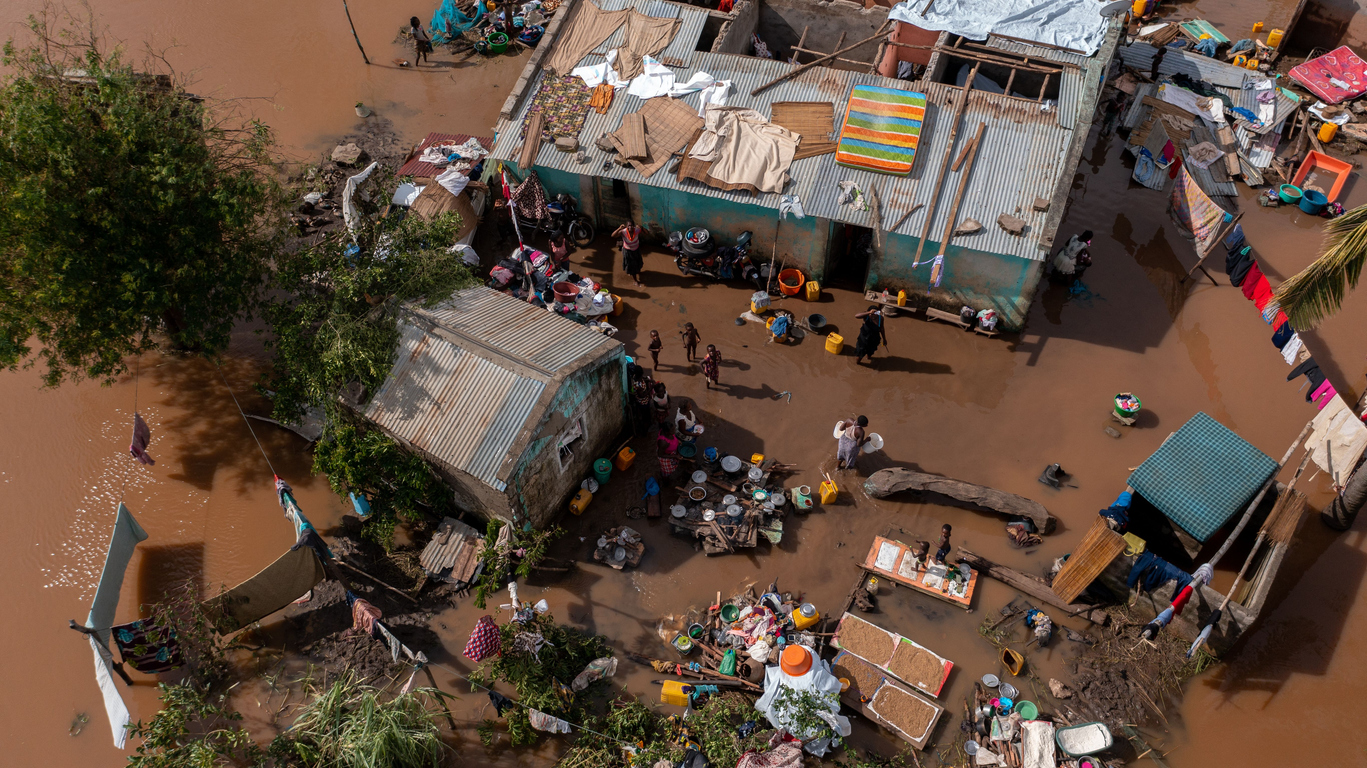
{"left": 835, "top": 416, "right": 869, "bottom": 470}
{"left": 409, "top": 17, "right": 433, "bottom": 65}
{"left": 853, "top": 306, "right": 888, "bottom": 365}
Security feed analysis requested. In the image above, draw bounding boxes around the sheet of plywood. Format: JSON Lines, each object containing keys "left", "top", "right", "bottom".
{"left": 1051, "top": 516, "right": 1127, "bottom": 603}
{"left": 862, "top": 536, "right": 976, "bottom": 609}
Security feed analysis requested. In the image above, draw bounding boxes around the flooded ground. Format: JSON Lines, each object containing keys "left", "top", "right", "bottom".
{"left": 3, "top": 0, "right": 1367, "bottom": 765}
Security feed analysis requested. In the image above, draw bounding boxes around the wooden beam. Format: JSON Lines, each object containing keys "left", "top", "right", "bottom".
{"left": 958, "top": 39, "right": 1082, "bottom": 69}
{"left": 1037, "top": 72, "right": 1052, "bottom": 102}
{"left": 791, "top": 46, "right": 870, "bottom": 68}
{"left": 937, "top": 122, "right": 986, "bottom": 252}
{"left": 913, "top": 63, "right": 978, "bottom": 266}
{"left": 956, "top": 548, "right": 1111, "bottom": 625}
{"left": 794, "top": 25, "right": 810, "bottom": 63}
{"left": 751, "top": 21, "right": 893, "bottom": 96}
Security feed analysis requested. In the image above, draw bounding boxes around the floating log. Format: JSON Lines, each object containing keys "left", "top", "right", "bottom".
{"left": 863, "top": 468, "right": 1057, "bottom": 533}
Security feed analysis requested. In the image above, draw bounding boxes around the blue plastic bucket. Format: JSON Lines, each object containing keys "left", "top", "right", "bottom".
{"left": 1300, "top": 189, "right": 1328, "bottom": 215}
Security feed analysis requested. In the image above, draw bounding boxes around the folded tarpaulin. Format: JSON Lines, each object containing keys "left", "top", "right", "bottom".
{"left": 888, "top": 0, "right": 1111, "bottom": 56}
{"left": 203, "top": 546, "right": 326, "bottom": 633}
{"left": 85, "top": 502, "right": 148, "bottom": 748}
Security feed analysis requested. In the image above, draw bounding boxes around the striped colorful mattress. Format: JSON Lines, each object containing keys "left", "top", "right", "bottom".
{"left": 835, "top": 85, "right": 927, "bottom": 176}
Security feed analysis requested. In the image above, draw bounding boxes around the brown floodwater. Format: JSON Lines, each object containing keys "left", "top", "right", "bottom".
{"left": 4, "top": 0, "right": 1367, "bottom": 765}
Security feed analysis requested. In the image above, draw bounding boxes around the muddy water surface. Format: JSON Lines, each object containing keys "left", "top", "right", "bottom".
{"left": 4, "top": 1, "right": 1367, "bottom": 765}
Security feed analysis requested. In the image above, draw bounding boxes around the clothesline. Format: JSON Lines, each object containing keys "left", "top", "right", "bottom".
{"left": 214, "top": 359, "right": 278, "bottom": 477}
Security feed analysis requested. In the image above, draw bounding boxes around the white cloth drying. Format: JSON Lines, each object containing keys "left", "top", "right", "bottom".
{"left": 626, "top": 56, "right": 721, "bottom": 100}
{"left": 1281, "top": 333, "right": 1303, "bottom": 364}
{"left": 779, "top": 194, "right": 805, "bottom": 219}
{"left": 434, "top": 167, "right": 471, "bottom": 196}
{"left": 572, "top": 49, "right": 629, "bottom": 88}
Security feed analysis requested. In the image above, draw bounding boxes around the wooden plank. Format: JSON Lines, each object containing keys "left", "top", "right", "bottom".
{"left": 517, "top": 109, "right": 545, "bottom": 171}
{"left": 1050, "top": 517, "right": 1127, "bottom": 603}
{"left": 926, "top": 307, "right": 970, "bottom": 328}
{"left": 957, "top": 548, "right": 1110, "bottom": 625}
{"left": 862, "top": 536, "right": 976, "bottom": 609}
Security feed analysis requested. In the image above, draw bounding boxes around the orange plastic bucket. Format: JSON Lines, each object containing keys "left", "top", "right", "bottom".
{"left": 778, "top": 268, "right": 805, "bottom": 296}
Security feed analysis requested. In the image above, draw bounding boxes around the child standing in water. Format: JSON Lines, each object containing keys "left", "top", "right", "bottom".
{"left": 700, "top": 345, "right": 721, "bottom": 389}
{"left": 648, "top": 330, "right": 663, "bottom": 370}
{"left": 679, "top": 322, "right": 701, "bottom": 361}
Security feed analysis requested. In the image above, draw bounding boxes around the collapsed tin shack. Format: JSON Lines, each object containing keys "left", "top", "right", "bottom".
{"left": 361, "top": 287, "right": 626, "bottom": 528}
{"left": 489, "top": 0, "right": 1123, "bottom": 329}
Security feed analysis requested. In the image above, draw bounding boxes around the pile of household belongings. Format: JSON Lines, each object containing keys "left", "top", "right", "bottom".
{"left": 419, "top": 516, "right": 486, "bottom": 587}
{"left": 1118, "top": 43, "right": 1300, "bottom": 190}
{"left": 754, "top": 644, "right": 851, "bottom": 757}
{"left": 668, "top": 587, "right": 821, "bottom": 681}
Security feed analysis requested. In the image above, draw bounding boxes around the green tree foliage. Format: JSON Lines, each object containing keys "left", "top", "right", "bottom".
{"left": 471, "top": 519, "right": 565, "bottom": 608}
{"left": 126, "top": 683, "right": 264, "bottom": 768}
{"left": 0, "top": 13, "right": 285, "bottom": 385}
{"left": 264, "top": 170, "right": 476, "bottom": 546}
{"left": 1276, "top": 203, "right": 1367, "bottom": 329}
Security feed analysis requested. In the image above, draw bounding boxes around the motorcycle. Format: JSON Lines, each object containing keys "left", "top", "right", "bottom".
{"left": 667, "top": 227, "right": 758, "bottom": 286}
{"left": 514, "top": 192, "right": 596, "bottom": 247}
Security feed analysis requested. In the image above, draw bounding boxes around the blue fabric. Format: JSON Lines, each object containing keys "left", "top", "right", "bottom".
{"left": 1127, "top": 551, "right": 1193, "bottom": 594}
{"left": 1099, "top": 491, "right": 1132, "bottom": 530}
{"left": 1229, "top": 38, "right": 1254, "bottom": 54}
{"left": 1271, "top": 321, "right": 1294, "bottom": 349}
{"left": 771, "top": 315, "right": 790, "bottom": 336}
{"left": 1231, "top": 106, "right": 1261, "bottom": 124}
{"left": 431, "top": 0, "right": 489, "bottom": 44}
{"left": 1128, "top": 412, "right": 1279, "bottom": 541}
{"left": 1195, "top": 38, "right": 1218, "bottom": 57}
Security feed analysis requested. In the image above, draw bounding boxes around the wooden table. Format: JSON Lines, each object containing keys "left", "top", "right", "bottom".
{"left": 862, "top": 536, "right": 978, "bottom": 610}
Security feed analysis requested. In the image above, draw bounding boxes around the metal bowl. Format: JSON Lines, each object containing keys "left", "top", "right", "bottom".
{"left": 703, "top": 509, "right": 716, "bottom": 521}
{"left": 748, "top": 467, "right": 764, "bottom": 481}
{"left": 614, "top": 545, "right": 627, "bottom": 562}
{"left": 689, "top": 486, "right": 708, "bottom": 501}
{"left": 723, "top": 494, "right": 737, "bottom": 506}
{"left": 692, "top": 470, "right": 708, "bottom": 484}
{"left": 721, "top": 455, "right": 742, "bottom": 473}
{"left": 727, "top": 504, "right": 743, "bottom": 517}
{"left": 670, "top": 504, "right": 687, "bottom": 518}
{"left": 981, "top": 674, "right": 1000, "bottom": 688}
{"left": 998, "top": 682, "right": 1019, "bottom": 699}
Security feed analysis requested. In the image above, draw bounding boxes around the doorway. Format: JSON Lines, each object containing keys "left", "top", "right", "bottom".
{"left": 826, "top": 223, "right": 874, "bottom": 290}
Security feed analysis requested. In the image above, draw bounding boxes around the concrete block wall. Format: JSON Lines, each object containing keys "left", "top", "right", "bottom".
{"left": 511, "top": 349, "right": 626, "bottom": 527}
{"left": 712, "top": 0, "right": 760, "bottom": 54}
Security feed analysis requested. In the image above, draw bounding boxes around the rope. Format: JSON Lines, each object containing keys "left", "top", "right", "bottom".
{"left": 424, "top": 659, "right": 636, "bottom": 747}
{"left": 213, "top": 359, "right": 277, "bottom": 477}
{"left": 118, "top": 358, "right": 142, "bottom": 506}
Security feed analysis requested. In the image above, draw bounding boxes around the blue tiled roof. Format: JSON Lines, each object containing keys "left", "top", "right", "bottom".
{"left": 1128, "top": 412, "right": 1278, "bottom": 542}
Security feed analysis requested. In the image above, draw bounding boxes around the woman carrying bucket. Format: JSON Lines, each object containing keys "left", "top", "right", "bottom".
{"left": 852, "top": 307, "right": 888, "bottom": 365}
{"left": 835, "top": 416, "right": 869, "bottom": 470}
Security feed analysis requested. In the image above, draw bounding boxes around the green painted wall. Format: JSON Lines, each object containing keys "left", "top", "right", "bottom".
{"left": 866, "top": 232, "right": 1042, "bottom": 331}
{"left": 532, "top": 166, "right": 831, "bottom": 283}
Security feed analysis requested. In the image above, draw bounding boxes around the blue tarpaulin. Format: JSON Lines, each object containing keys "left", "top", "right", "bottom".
{"left": 1128, "top": 412, "right": 1278, "bottom": 542}
{"left": 431, "top": 0, "right": 489, "bottom": 44}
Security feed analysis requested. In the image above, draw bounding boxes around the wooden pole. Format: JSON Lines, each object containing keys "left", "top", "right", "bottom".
{"left": 936, "top": 122, "right": 986, "bottom": 255}
{"left": 336, "top": 559, "right": 421, "bottom": 604}
{"left": 913, "top": 63, "right": 978, "bottom": 266}
{"left": 890, "top": 204, "right": 923, "bottom": 233}
{"left": 1205, "top": 420, "right": 1314, "bottom": 569}
{"left": 341, "top": 0, "right": 371, "bottom": 65}
{"left": 751, "top": 20, "right": 892, "bottom": 96}
{"left": 69, "top": 621, "right": 136, "bottom": 686}
{"left": 955, "top": 548, "right": 1111, "bottom": 625}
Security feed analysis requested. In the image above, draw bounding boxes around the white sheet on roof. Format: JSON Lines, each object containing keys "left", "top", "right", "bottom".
{"left": 888, "top": 0, "right": 1110, "bottom": 56}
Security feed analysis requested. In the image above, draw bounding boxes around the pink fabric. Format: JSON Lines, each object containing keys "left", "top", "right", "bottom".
{"left": 352, "top": 598, "right": 383, "bottom": 634}
{"left": 1312, "top": 379, "right": 1336, "bottom": 409}
{"left": 129, "top": 413, "right": 155, "bottom": 465}
{"left": 1290, "top": 46, "right": 1367, "bottom": 105}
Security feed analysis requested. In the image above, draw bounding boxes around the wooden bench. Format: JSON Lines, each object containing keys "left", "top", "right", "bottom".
{"left": 867, "top": 292, "right": 1000, "bottom": 337}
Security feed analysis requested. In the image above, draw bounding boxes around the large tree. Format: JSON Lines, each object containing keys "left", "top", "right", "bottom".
{"left": 0, "top": 14, "right": 284, "bottom": 386}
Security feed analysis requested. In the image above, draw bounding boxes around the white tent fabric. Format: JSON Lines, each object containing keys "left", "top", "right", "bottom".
{"left": 888, "top": 0, "right": 1111, "bottom": 56}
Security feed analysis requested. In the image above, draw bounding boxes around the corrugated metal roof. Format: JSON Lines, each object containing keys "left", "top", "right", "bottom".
{"left": 366, "top": 323, "right": 547, "bottom": 490}
{"left": 492, "top": 38, "right": 1096, "bottom": 261}
{"left": 365, "top": 288, "right": 620, "bottom": 491}
{"left": 420, "top": 287, "right": 615, "bottom": 374}
{"left": 1118, "top": 42, "right": 1257, "bottom": 88}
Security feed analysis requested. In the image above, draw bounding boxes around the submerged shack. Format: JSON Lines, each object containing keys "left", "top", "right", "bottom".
{"left": 489, "top": 0, "right": 1123, "bottom": 329}
{"left": 361, "top": 287, "right": 626, "bottom": 528}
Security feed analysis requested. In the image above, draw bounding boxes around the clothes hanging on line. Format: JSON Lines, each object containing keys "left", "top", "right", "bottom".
{"left": 130, "top": 413, "right": 154, "bottom": 465}
{"left": 89, "top": 635, "right": 131, "bottom": 749}
{"left": 112, "top": 619, "right": 183, "bottom": 674}
{"left": 489, "top": 690, "right": 516, "bottom": 716}
{"left": 1271, "top": 321, "right": 1294, "bottom": 349}
{"left": 348, "top": 592, "right": 383, "bottom": 635}
{"left": 464, "top": 615, "right": 502, "bottom": 662}
{"left": 1281, "top": 334, "right": 1303, "bottom": 364}
{"left": 1227, "top": 245, "right": 1254, "bottom": 286}
{"left": 1126, "top": 551, "right": 1193, "bottom": 594}
{"left": 202, "top": 545, "right": 326, "bottom": 633}
{"left": 1239, "top": 262, "right": 1264, "bottom": 299}
{"left": 528, "top": 708, "right": 573, "bottom": 733}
